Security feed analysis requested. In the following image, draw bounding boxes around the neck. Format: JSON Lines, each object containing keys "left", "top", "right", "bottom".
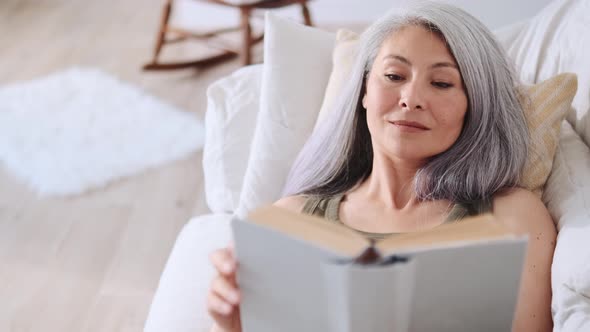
{"left": 359, "top": 153, "right": 425, "bottom": 210}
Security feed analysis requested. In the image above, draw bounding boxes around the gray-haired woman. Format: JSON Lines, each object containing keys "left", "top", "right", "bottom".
{"left": 207, "top": 2, "right": 555, "bottom": 331}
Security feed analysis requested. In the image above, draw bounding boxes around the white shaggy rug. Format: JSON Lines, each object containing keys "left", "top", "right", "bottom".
{"left": 0, "top": 68, "right": 205, "bottom": 196}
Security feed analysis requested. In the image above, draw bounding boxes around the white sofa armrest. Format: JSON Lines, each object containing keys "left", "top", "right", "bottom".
{"left": 143, "top": 214, "right": 233, "bottom": 332}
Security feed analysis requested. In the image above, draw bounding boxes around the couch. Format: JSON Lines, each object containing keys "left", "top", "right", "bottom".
{"left": 144, "top": 0, "right": 590, "bottom": 331}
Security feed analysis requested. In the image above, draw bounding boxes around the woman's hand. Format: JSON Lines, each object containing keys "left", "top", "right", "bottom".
{"left": 207, "top": 245, "right": 242, "bottom": 332}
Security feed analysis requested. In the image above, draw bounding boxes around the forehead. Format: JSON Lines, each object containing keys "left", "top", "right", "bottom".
{"left": 377, "top": 25, "right": 456, "bottom": 63}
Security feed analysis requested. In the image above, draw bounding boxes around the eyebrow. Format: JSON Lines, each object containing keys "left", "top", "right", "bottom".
{"left": 383, "top": 54, "right": 459, "bottom": 70}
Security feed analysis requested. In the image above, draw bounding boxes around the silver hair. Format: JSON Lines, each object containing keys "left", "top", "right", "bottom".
{"left": 282, "top": 1, "right": 528, "bottom": 203}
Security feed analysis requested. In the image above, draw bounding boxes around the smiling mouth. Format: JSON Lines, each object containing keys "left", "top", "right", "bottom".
{"left": 389, "top": 120, "right": 430, "bottom": 130}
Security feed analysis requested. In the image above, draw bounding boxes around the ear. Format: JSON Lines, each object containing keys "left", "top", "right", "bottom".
{"left": 362, "top": 72, "right": 369, "bottom": 109}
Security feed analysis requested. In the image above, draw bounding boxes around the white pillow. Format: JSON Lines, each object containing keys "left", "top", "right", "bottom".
{"left": 203, "top": 65, "right": 262, "bottom": 213}
{"left": 543, "top": 122, "right": 590, "bottom": 331}
{"left": 235, "top": 13, "right": 335, "bottom": 217}
{"left": 499, "top": 0, "right": 590, "bottom": 146}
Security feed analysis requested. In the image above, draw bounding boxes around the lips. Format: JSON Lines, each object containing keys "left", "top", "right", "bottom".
{"left": 389, "top": 120, "right": 430, "bottom": 130}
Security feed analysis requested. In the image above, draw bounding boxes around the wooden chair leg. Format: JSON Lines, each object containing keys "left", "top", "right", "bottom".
{"left": 240, "top": 7, "right": 253, "bottom": 66}
{"left": 301, "top": 1, "right": 312, "bottom": 26}
{"left": 151, "top": 0, "right": 173, "bottom": 64}
{"left": 145, "top": 0, "right": 314, "bottom": 70}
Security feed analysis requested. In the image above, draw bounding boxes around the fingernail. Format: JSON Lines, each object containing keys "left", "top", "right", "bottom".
{"left": 229, "top": 291, "right": 240, "bottom": 303}
{"left": 220, "top": 303, "right": 232, "bottom": 314}
{"left": 223, "top": 263, "right": 233, "bottom": 273}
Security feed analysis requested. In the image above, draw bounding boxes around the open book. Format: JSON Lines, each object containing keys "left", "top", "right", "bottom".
{"left": 231, "top": 205, "right": 528, "bottom": 332}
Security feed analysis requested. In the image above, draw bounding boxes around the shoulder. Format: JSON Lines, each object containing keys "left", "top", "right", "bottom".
{"left": 492, "top": 187, "right": 556, "bottom": 239}
{"left": 273, "top": 195, "right": 308, "bottom": 213}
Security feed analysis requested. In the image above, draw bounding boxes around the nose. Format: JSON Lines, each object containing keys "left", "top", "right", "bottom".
{"left": 398, "top": 80, "right": 424, "bottom": 111}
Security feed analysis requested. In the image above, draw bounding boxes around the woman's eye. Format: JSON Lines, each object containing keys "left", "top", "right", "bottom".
{"left": 385, "top": 74, "right": 404, "bottom": 81}
{"left": 432, "top": 81, "right": 453, "bottom": 88}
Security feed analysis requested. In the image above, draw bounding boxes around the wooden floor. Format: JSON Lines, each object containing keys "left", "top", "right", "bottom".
{"left": 0, "top": 1, "right": 247, "bottom": 331}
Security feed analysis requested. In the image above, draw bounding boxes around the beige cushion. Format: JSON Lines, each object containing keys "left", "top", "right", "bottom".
{"left": 318, "top": 30, "right": 577, "bottom": 196}
{"left": 519, "top": 74, "right": 577, "bottom": 196}
{"left": 316, "top": 29, "right": 359, "bottom": 128}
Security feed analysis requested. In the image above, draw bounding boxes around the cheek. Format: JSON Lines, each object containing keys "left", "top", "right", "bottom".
{"left": 437, "top": 92, "right": 468, "bottom": 129}
{"left": 365, "top": 83, "right": 398, "bottom": 114}
{"left": 430, "top": 95, "right": 468, "bottom": 152}
{"left": 364, "top": 107, "right": 382, "bottom": 137}
{"left": 440, "top": 109, "right": 466, "bottom": 129}
{"left": 364, "top": 89, "right": 389, "bottom": 134}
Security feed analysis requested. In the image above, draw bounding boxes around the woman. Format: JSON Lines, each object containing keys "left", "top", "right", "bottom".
{"left": 207, "top": 2, "right": 556, "bottom": 331}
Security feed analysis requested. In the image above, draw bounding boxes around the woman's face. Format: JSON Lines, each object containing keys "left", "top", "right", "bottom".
{"left": 363, "top": 25, "right": 468, "bottom": 164}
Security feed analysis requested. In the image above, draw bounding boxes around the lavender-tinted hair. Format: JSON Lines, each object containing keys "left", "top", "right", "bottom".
{"left": 282, "top": 1, "right": 528, "bottom": 203}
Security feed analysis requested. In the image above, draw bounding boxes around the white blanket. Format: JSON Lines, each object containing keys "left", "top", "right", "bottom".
{"left": 544, "top": 122, "right": 590, "bottom": 331}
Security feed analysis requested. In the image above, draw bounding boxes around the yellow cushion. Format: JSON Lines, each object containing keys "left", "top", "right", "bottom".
{"left": 520, "top": 73, "right": 577, "bottom": 196}
{"left": 318, "top": 29, "right": 578, "bottom": 196}
{"left": 316, "top": 29, "right": 359, "bottom": 126}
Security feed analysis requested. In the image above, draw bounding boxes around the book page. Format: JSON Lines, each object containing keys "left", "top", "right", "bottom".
{"left": 375, "top": 214, "right": 519, "bottom": 255}
{"left": 247, "top": 205, "right": 370, "bottom": 257}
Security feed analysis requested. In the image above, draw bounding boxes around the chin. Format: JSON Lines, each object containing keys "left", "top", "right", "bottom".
{"left": 388, "top": 150, "right": 431, "bottom": 162}
{"left": 386, "top": 146, "right": 448, "bottom": 163}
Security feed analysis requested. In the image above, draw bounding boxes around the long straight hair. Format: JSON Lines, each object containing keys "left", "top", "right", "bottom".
{"left": 282, "top": 1, "right": 528, "bottom": 204}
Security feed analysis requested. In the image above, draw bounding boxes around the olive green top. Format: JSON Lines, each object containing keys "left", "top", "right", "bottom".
{"left": 301, "top": 194, "right": 493, "bottom": 241}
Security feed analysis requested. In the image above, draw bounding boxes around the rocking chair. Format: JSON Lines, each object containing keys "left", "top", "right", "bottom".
{"left": 143, "top": 0, "right": 313, "bottom": 70}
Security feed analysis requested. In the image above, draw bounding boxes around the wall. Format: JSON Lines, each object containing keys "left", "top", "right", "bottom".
{"left": 171, "top": 0, "right": 555, "bottom": 31}
{"left": 302, "top": 0, "right": 554, "bottom": 29}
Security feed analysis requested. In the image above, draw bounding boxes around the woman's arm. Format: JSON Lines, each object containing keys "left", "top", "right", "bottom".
{"left": 493, "top": 188, "right": 556, "bottom": 332}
